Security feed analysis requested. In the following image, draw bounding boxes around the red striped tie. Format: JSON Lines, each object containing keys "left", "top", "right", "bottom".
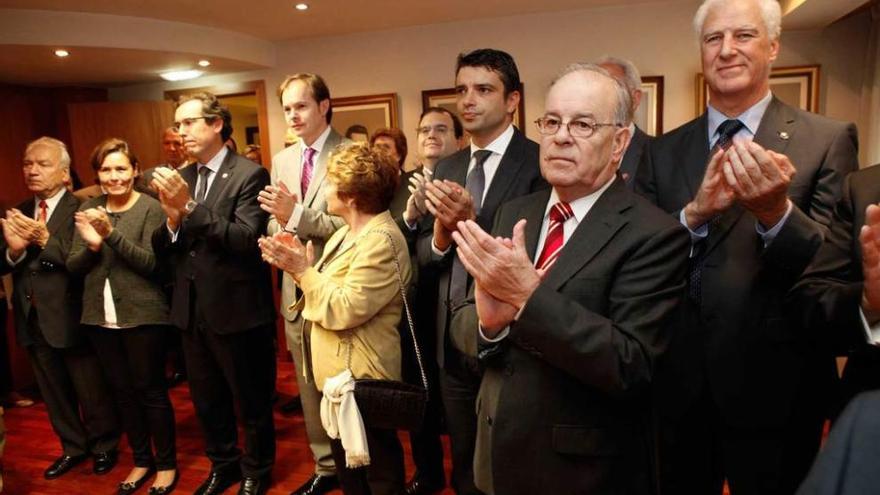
{"left": 535, "top": 201, "right": 573, "bottom": 270}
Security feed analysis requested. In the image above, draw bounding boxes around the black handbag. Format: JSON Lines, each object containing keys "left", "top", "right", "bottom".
{"left": 347, "top": 229, "right": 429, "bottom": 431}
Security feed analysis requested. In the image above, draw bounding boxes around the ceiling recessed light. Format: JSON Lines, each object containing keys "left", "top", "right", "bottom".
{"left": 160, "top": 69, "right": 204, "bottom": 81}
{"left": 198, "top": 59, "right": 211, "bottom": 67}
{"left": 295, "top": 3, "right": 308, "bottom": 10}
{"left": 54, "top": 49, "right": 69, "bottom": 58}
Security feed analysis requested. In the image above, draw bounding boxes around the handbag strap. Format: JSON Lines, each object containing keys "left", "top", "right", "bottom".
{"left": 344, "top": 229, "right": 429, "bottom": 394}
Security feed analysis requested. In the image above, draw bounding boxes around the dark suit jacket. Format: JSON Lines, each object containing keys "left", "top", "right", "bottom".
{"left": 0, "top": 191, "right": 83, "bottom": 348}
{"left": 636, "top": 97, "right": 859, "bottom": 428}
{"left": 791, "top": 165, "right": 880, "bottom": 401}
{"left": 450, "top": 180, "right": 690, "bottom": 494}
{"left": 152, "top": 151, "right": 274, "bottom": 334}
{"left": 619, "top": 125, "right": 651, "bottom": 188}
{"left": 796, "top": 390, "right": 880, "bottom": 495}
{"left": 415, "top": 127, "right": 547, "bottom": 369}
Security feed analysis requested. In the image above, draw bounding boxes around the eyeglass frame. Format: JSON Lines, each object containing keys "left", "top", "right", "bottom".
{"left": 171, "top": 116, "right": 211, "bottom": 132}
{"left": 416, "top": 124, "right": 453, "bottom": 136}
{"left": 534, "top": 116, "right": 622, "bottom": 138}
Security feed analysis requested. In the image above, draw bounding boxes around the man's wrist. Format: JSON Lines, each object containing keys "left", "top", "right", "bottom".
{"left": 684, "top": 202, "right": 709, "bottom": 230}
{"left": 755, "top": 199, "right": 790, "bottom": 230}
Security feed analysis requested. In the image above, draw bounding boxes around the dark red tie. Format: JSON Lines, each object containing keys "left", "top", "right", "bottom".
{"left": 535, "top": 202, "right": 573, "bottom": 270}
{"left": 301, "top": 147, "right": 316, "bottom": 197}
{"left": 38, "top": 200, "right": 48, "bottom": 223}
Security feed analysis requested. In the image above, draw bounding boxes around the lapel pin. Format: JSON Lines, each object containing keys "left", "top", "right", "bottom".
{"left": 778, "top": 131, "right": 790, "bottom": 140}
{"left": 222, "top": 173, "right": 229, "bottom": 179}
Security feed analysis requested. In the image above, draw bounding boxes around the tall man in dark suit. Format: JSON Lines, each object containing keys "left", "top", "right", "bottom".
{"left": 791, "top": 165, "right": 880, "bottom": 415}
{"left": 597, "top": 55, "right": 652, "bottom": 187}
{"left": 0, "top": 137, "right": 119, "bottom": 480}
{"left": 258, "top": 73, "right": 346, "bottom": 495}
{"left": 151, "top": 92, "right": 276, "bottom": 495}
{"left": 635, "top": 0, "right": 859, "bottom": 493}
{"left": 449, "top": 63, "right": 690, "bottom": 495}
{"left": 417, "top": 48, "right": 546, "bottom": 495}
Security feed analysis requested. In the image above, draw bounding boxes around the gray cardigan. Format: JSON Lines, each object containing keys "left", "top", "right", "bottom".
{"left": 67, "top": 193, "right": 170, "bottom": 328}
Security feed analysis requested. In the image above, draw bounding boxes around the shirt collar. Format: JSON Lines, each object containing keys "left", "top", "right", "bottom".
{"left": 304, "top": 125, "right": 332, "bottom": 159}
{"left": 198, "top": 145, "right": 228, "bottom": 174}
{"left": 707, "top": 91, "right": 773, "bottom": 142}
{"left": 36, "top": 187, "right": 65, "bottom": 213}
{"left": 469, "top": 124, "right": 515, "bottom": 159}
{"left": 545, "top": 175, "right": 616, "bottom": 223}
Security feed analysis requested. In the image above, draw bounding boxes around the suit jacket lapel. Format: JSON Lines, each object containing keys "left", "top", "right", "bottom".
{"left": 480, "top": 128, "right": 527, "bottom": 226}
{"left": 204, "top": 152, "right": 237, "bottom": 207}
{"left": 753, "top": 97, "right": 794, "bottom": 155}
{"left": 543, "top": 180, "right": 631, "bottom": 291}
{"left": 683, "top": 114, "right": 711, "bottom": 198}
{"left": 304, "top": 129, "right": 343, "bottom": 208}
{"left": 519, "top": 189, "right": 551, "bottom": 263}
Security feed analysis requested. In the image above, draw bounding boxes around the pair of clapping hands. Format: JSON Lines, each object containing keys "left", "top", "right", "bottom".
{"left": 686, "top": 140, "right": 796, "bottom": 230}
{"left": 73, "top": 207, "right": 113, "bottom": 252}
{"left": 0, "top": 209, "right": 51, "bottom": 257}
{"left": 258, "top": 231, "right": 315, "bottom": 283}
{"left": 404, "top": 169, "right": 481, "bottom": 252}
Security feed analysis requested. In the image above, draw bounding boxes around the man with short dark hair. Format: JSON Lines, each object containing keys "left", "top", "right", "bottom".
{"left": 597, "top": 56, "right": 652, "bottom": 187}
{"left": 417, "top": 48, "right": 546, "bottom": 495}
{"left": 449, "top": 63, "right": 689, "bottom": 495}
{"left": 1, "top": 136, "right": 119, "bottom": 481}
{"left": 152, "top": 92, "right": 276, "bottom": 495}
{"left": 636, "top": 0, "right": 859, "bottom": 492}
{"left": 257, "top": 73, "right": 346, "bottom": 495}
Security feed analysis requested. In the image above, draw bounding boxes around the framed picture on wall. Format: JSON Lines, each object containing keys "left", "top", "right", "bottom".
{"left": 638, "top": 76, "right": 664, "bottom": 136}
{"left": 331, "top": 93, "right": 399, "bottom": 142}
{"left": 421, "top": 84, "right": 526, "bottom": 130}
{"left": 695, "top": 65, "right": 820, "bottom": 115}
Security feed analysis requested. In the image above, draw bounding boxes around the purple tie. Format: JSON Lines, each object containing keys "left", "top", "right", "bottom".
{"left": 301, "top": 147, "right": 316, "bottom": 197}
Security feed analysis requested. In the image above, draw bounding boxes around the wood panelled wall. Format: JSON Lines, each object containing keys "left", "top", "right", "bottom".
{"left": 67, "top": 100, "right": 175, "bottom": 186}
{"left": 0, "top": 84, "right": 107, "bottom": 209}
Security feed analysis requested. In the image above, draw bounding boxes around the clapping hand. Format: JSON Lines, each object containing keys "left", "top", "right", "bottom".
{"left": 861, "top": 204, "right": 880, "bottom": 315}
{"left": 425, "top": 179, "right": 475, "bottom": 251}
{"left": 403, "top": 168, "right": 433, "bottom": 225}
{"left": 258, "top": 231, "right": 314, "bottom": 282}
{"left": 74, "top": 211, "right": 104, "bottom": 252}
{"left": 258, "top": 181, "right": 299, "bottom": 226}
{"left": 151, "top": 167, "right": 192, "bottom": 229}
{"left": 722, "top": 141, "right": 795, "bottom": 228}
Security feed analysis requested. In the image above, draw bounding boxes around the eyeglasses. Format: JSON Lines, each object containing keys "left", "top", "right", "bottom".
{"left": 171, "top": 117, "right": 209, "bottom": 132}
{"left": 534, "top": 116, "right": 621, "bottom": 138}
{"left": 416, "top": 125, "right": 451, "bottom": 136}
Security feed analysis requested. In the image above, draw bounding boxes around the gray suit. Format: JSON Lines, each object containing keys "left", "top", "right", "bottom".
{"left": 267, "top": 128, "right": 347, "bottom": 476}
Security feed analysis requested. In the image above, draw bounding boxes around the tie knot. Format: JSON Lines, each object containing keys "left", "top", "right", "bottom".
{"left": 304, "top": 147, "right": 317, "bottom": 162}
{"left": 717, "top": 119, "right": 745, "bottom": 140}
{"left": 550, "top": 202, "right": 573, "bottom": 223}
{"left": 472, "top": 149, "right": 492, "bottom": 167}
{"left": 38, "top": 200, "right": 47, "bottom": 208}
{"left": 198, "top": 166, "right": 211, "bottom": 177}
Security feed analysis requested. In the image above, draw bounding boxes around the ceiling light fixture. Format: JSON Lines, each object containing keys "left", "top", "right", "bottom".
{"left": 54, "top": 49, "right": 69, "bottom": 57}
{"left": 295, "top": 3, "right": 309, "bottom": 11}
{"left": 160, "top": 69, "right": 204, "bottom": 81}
{"left": 198, "top": 59, "right": 211, "bottom": 67}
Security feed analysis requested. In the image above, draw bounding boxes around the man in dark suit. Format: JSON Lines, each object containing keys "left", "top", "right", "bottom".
{"left": 449, "top": 64, "right": 689, "bottom": 494}
{"left": 796, "top": 390, "right": 880, "bottom": 495}
{"left": 0, "top": 137, "right": 119, "bottom": 480}
{"left": 598, "top": 55, "right": 652, "bottom": 187}
{"left": 791, "top": 165, "right": 880, "bottom": 416}
{"left": 151, "top": 92, "right": 276, "bottom": 495}
{"left": 416, "top": 48, "right": 546, "bottom": 495}
{"left": 635, "top": 0, "right": 859, "bottom": 493}
{"left": 258, "top": 73, "right": 346, "bottom": 495}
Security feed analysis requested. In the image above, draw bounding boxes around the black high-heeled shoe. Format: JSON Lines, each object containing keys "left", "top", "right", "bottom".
{"left": 117, "top": 466, "right": 156, "bottom": 495}
{"left": 148, "top": 469, "right": 179, "bottom": 495}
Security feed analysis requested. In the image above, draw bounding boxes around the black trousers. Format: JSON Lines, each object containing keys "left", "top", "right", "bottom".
{"left": 330, "top": 427, "right": 405, "bottom": 495}
{"left": 657, "top": 386, "right": 824, "bottom": 495}
{"left": 439, "top": 352, "right": 484, "bottom": 495}
{"left": 88, "top": 325, "right": 177, "bottom": 470}
{"left": 25, "top": 311, "right": 119, "bottom": 457}
{"left": 406, "top": 366, "right": 445, "bottom": 486}
{"left": 182, "top": 314, "right": 276, "bottom": 478}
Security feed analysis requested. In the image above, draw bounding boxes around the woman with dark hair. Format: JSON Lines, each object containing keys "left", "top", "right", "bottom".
{"left": 67, "top": 138, "right": 177, "bottom": 494}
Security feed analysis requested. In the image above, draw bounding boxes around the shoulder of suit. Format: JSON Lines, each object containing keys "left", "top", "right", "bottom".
{"left": 434, "top": 148, "right": 471, "bottom": 176}
{"left": 652, "top": 115, "right": 703, "bottom": 146}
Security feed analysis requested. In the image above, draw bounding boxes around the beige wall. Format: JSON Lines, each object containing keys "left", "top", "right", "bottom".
{"left": 109, "top": 0, "right": 874, "bottom": 167}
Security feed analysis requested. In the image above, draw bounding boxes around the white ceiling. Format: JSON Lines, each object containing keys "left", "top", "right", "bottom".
{"left": 0, "top": 0, "right": 870, "bottom": 87}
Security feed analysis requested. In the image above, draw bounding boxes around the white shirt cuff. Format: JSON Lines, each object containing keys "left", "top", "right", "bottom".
{"left": 431, "top": 237, "right": 452, "bottom": 257}
{"left": 479, "top": 324, "right": 510, "bottom": 343}
{"left": 679, "top": 209, "right": 709, "bottom": 242}
{"left": 858, "top": 307, "right": 880, "bottom": 346}
{"left": 5, "top": 248, "right": 26, "bottom": 266}
{"left": 755, "top": 200, "right": 794, "bottom": 248}
{"left": 285, "top": 203, "right": 305, "bottom": 233}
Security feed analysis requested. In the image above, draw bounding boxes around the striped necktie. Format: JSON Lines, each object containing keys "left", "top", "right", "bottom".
{"left": 535, "top": 201, "right": 574, "bottom": 270}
